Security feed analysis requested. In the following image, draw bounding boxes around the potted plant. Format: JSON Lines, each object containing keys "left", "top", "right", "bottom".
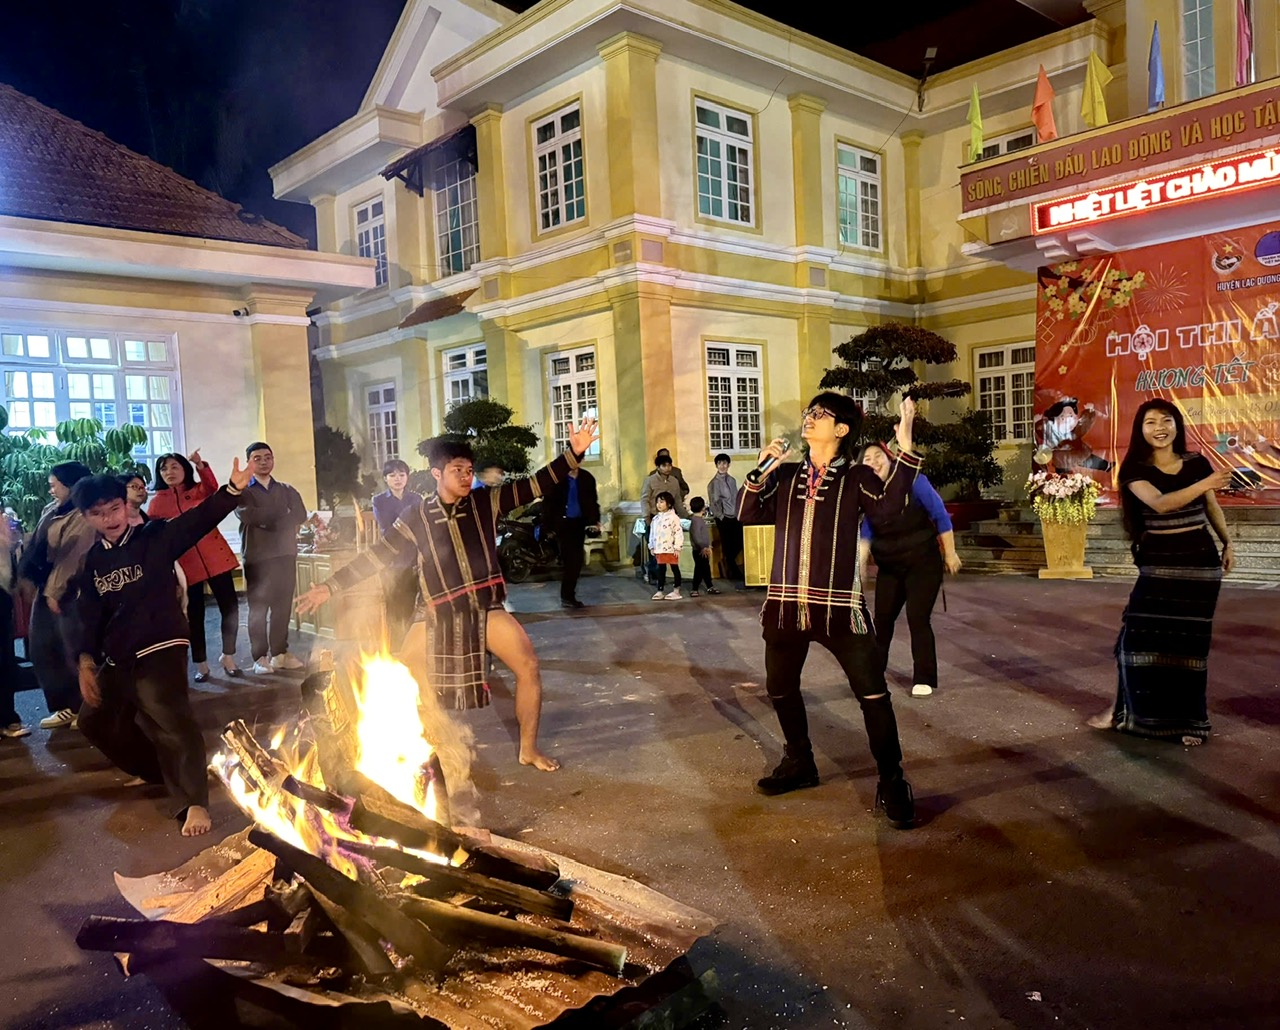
{"left": 1025, "top": 470, "right": 1100, "bottom": 579}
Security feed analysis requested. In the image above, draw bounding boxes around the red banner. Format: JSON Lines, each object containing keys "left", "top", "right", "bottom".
{"left": 1035, "top": 218, "right": 1280, "bottom": 504}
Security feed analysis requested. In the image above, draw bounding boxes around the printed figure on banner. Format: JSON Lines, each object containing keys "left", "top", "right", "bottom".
{"left": 1034, "top": 397, "right": 1112, "bottom": 474}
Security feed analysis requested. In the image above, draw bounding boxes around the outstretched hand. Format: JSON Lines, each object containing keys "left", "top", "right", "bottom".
{"left": 228, "top": 457, "right": 251, "bottom": 492}
{"left": 894, "top": 397, "right": 917, "bottom": 455}
{"left": 567, "top": 416, "right": 599, "bottom": 456}
{"left": 188, "top": 448, "right": 204, "bottom": 468}
{"left": 295, "top": 582, "right": 332, "bottom": 615}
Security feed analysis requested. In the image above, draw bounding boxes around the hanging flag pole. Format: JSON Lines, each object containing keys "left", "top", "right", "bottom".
{"left": 1081, "top": 52, "right": 1113, "bottom": 129}
{"left": 968, "top": 85, "right": 983, "bottom": 162}
{"left": 1032, "top": 64, "right": 1058, "bottom": 142}
{"left": 1148, "top": 22, "right": 1166, "bottom": 112}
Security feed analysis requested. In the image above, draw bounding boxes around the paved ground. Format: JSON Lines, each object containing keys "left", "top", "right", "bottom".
{"left": 3, "top": 568, "right": 1280, "bottom": 1029}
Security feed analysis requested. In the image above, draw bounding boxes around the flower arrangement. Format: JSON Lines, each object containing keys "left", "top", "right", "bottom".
{"left": 1025, "top": 471, "right": 1100, "bottom": 525}
{"left": 1039, "top": 260, "right": 1145, "bottom": 322}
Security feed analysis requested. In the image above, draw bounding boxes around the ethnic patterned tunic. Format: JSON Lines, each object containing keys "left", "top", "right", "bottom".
{"left": 328, "top": 451, "right": 579, "bottom": 708}
{"left": 736, "top": 451, "right": 922, "bottom": 635}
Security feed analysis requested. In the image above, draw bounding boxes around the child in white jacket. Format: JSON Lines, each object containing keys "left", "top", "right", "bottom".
{"left": 648, "top": 492, "right": 684, "bottom": 600}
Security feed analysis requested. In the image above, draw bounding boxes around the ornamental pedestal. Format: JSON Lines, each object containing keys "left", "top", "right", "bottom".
{"left": 1038, "top": 521, "right": 1093, "bottom": 580}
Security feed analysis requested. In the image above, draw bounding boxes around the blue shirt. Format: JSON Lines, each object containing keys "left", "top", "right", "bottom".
{"left": 859, "top": 473, "right": 953, "bottom": 540}
{"left": 565, "top": 476, "right": 582, "bottom": 519}
{"left": 372, "top": 490, "right": 423, "bottom": 534}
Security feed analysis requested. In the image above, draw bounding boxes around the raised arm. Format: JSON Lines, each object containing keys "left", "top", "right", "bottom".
{"left": 1126, "top": 462, "right": 1231, "bottom": 514}
{"left": 158, "top": 459, "right": 250, "bottom": 561}
{"left": 296, "top": 515, "right": 421, "bottom": 614}
{"left": 737, "top": 437, "right": 792, "bottom": 525}
{"left": 495, "top": 416, "right": 598, "bottom": 517}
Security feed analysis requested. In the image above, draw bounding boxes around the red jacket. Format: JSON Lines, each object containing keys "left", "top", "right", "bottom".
{"left": 145, "top": 463, "right": 240, "bottom": 585}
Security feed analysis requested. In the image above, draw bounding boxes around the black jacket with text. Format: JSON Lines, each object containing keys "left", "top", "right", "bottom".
{"left": 71, "top": 487, "right": 243, "bottom": 664}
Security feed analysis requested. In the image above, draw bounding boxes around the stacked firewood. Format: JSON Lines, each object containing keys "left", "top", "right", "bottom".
{"left": 76, "top": 671, "right": 627, "bottom": 986}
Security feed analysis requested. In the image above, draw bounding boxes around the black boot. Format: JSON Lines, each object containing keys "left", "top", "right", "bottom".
{"left": 875, "top": 776, "right": 915, "bottom": 829}
{"left": 756, "top": 750, "right": 819, "bottom": 796}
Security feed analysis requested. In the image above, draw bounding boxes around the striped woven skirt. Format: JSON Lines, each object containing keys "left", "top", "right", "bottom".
{"left": 1111, "top": 527, "right": 1222, "bottom": 741}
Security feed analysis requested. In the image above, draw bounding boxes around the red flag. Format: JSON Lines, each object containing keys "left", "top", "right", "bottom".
{"left": 1032, "top": 65, "right": 1058, "bottom": 142}
{"left": 1236, "top": 0, "right": 1254, "bottom": 87}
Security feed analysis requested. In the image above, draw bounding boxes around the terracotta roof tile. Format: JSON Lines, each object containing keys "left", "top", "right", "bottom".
{"left": 0, "top": 82, "right": 307, "bottom": 250}
{"left": 399, "top": 289, "right": 477, "bottom": 329}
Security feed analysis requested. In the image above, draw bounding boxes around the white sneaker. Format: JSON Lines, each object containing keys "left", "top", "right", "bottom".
{"left": 39, "top": 709, "right": 77, "bottom": 730}
{"left": 2, "top": 722, "right": 32, "bottom": 738}
{"left": 911, "top": 684, "right": 934, "bottom": 697}
{"left": 271, "top": 653, "right": 304, "bottom": 671}
{"left": 252, "top": 659, "right": 273, "bottom": 675}
{"left": 664, "top": 589, "right": 682, "bottom": 600}
{"left": 652, "top": 591, "right": 665, "bottom": 600}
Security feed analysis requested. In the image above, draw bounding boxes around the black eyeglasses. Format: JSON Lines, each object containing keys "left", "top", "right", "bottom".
{"left": 802, "top": 407, "right": 834, "bottom": 421}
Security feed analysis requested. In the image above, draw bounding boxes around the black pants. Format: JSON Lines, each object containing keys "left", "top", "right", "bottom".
{"left": 655, "top": 561, "right": 682, "bottom": 591}
{"left": 28, "top": 595, "right": 79, "bottom": 714}
{"left": 692, "top": 551, "right": 714, "bottom": 592}
{"left": 186, "top": 571, "right": 240, "bottom": 664}
{"left": 78, "top": 646, "right": 209, "bottom": 816}
{"left": 0, "top": 590, "right": 19, "bottom": 725}
{"left": 557, "top": 518, "right": 587, "bottom": 602}
{"left": 763, "top": 626, "right": 904, "bottom": 782}
{"left": 245, "top": 556, "right": 296, "bottom": 660}
{"left": 872, "top": 549, "right": 944, "bottom": 689}
{"left": 717, "top": 517, "right": 744, "bottom": 581}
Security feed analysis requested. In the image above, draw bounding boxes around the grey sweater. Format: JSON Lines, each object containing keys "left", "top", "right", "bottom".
{"left": 236, "top": 478, "right": 307, "bottom": 562}
{"left": 689, "top": 514, "right": 711, "bottom": 551}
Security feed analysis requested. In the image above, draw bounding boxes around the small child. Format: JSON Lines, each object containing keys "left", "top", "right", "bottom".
{"left": 688, "top": 497, "right": 720, "bottom": 597}
{"left": 648, "top": 492, "right": 684, "bottom": 600}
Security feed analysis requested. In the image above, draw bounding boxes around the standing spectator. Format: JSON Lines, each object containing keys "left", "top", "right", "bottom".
{"left": 150, "top": 451, "right": 244, "bottom": 681}
{"left": 542, "top": 466, "right": 600, "bottom": 609}
{"left": 236, "top": 442, "right": 307, "bottom": 674}
{"left": 648, "top": 492, "right": 684, "bottom": 600}
{"left": 707, "top": 453, "right": 743, "bottom": 584}
{"left": 1, "top": 514, "right": 28, "bottom": 738}
{"left": 18, "top": 460, "right": 95, "bottom": 730}
{"left": 120, "top": 473, "right": 149, "bottom": 525}
{"left": 642, "top": 455, "right": 689, "bottom": 586}
{"left": 688, "top": 497, "right": 720, "bottom": 597}
{"left": 651, "top": 449, "right": 690, "bottom": 503}
{"left": 372, "top": 459, "right": 423, "bottom": 645}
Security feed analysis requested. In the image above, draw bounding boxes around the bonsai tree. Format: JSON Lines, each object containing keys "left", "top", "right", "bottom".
{"left": 821, "top": 322, "right": 1002, "bottom": 499}
{"left": 418, "top": 398, "right": 539, "bottom": 478}
{"left": 0, "top": 411, "right": 148, "bottom": 529}
{"left": 313, "top": 425, "right": 363, "bottom": 508}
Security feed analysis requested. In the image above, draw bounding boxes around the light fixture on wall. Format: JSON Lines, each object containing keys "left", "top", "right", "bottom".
{"left": 917, "top": 47, "right": 939, "bottom": 112}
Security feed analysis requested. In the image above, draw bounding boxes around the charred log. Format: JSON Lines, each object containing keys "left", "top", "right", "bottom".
{"left": 76, "top": 915, "right": 347, "bottom": 966}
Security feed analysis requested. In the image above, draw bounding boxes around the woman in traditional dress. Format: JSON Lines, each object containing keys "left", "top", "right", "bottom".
{"left": 1089, "top": 399, "right": 1233, "bottom": 745}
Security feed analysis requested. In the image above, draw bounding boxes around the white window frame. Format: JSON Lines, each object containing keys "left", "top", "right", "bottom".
{"left": 975, "top": 128, "right": 1037, "bottom": 162}
{"left": 442, "top": 344, "right": 488, "bottom": 412}
{"left": 366, "top": 381, "right": 400, "bottom": 467}
{"left": 1182, "top": 0, "right": 1215, "bottom": 101}
{"left": 705, "top": 343, "right": 763, "bottom": 454}
{"left": 434, "top": 159, "right": 480, "bottom": 278}
{"left": 532, "top": 103, "right": 586, "bottom": 233}
{"left": 836, "top": 143, "right": 882, "bottom": 251}
{"left": 547, "top": 346, "right": 599, "bottom": 458}
{"left": 695, "top": 98, "right": 755, "bottom": 227}
{"left": 0, "top": 327, "right": 182, "bottom": 468}
{"left": 974, "top": 343, "right": 1036, "bottom": 444}
{"left": 355, "top": 197, "right": 388, "bottom": 287}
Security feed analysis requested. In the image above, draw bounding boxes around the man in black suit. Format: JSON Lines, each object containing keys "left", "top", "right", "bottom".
{"left": 542, "top": 467, "right": 600, "bottom": 609}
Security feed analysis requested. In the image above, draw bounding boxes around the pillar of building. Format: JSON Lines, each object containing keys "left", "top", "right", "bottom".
{"left": 481, "top": 320, "right": 526, "bottom": 419}
{"left": 609, "top": 282, "right": 674, "bottom": 491}
{"left": 471, "top": 105, "right": 510, "bottom": 261}
{"left": 599, "top": 33, "right": 664, "bottom": 221}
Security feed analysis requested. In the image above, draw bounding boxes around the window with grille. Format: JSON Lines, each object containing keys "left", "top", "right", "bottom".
{"left": 434, "top": 159, "right": 480, "bottom": 277}
{"left": 366, "top": 382, "right": 399, "bottom": 466}
{"left": 443, "top": 345, "right": 488, "bottom": 411}
{"left": 837, "top": 144, "right": 881, "bottom": 250}
{"left": 355, "top": 198, "right": 388, "bottom": 287}
{"left": 1182, "top": 0, "right": 1215, "bottom": 100}
{"left": 533, "top": 104, "right": 586, "bottom": 233}
{"left": 976, "top": 129, "right": 1037, "bottom": 162}
{"left": 695, "top": 99, "right": 754, "bottom": 226}
{"left": 1, "top": 329, "right": 181, "bottom": 466}
{"left": 705, "top": 343, "right": 763, "bottom": 453}
{"left": 547, "top": 347, "right": 599, "bottom": 457}
{"left": 974, "top": 343, "right": 1036, "bottom": 443}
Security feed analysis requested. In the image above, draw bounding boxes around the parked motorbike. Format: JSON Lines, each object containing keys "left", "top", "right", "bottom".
{"left": 497, "top": 502, "right": 560, "bottom": 584}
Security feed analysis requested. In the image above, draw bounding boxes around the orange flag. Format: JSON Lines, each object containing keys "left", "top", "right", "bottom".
{"left": 1032, "top": 64, "right": 1058, "bottom": 142}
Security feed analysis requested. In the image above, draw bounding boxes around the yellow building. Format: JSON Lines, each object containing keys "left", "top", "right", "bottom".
{"left": 0, "top": 83, "right": 373, "bottom": 510}
{"left": 272, "top": 0, "right": 1280, "bottom": 518}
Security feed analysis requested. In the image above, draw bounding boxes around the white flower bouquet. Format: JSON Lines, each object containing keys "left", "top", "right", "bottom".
{"left": 1025, "top": 470, "right": 1100, "bottom": 525}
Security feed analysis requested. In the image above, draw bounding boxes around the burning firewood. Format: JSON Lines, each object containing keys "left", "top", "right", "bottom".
{"left": 76, "top": 914, "right": 347, "bottom": 966}
{"left": 302, "top": 887, "right": 397, "bottom": 976}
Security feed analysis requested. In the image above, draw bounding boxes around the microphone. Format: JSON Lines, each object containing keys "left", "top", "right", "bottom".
{"left": 747, "top": 437, "right": 791, "bottom": 484}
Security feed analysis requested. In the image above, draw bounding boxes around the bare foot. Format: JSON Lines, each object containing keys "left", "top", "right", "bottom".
{"left": 1086, "top": 708, "right": 1115, "bottom": 730}
{"left": 181, "top": 805, "right": 212, "bottom": 836}
{"left": 519, "top": 750, "right": 561, "bottom": 772}
{"left": 122, "top": 776, "right": 148, "bottom": 787}
{"left": 1182, "top": 735, "right": 1204, "bottom": 747}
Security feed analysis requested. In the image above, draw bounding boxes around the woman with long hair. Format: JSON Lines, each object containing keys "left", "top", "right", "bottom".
{"left": 148, "top": 451, "right": 243, "bottom": 681}
{"left": 1088, "top": 399, "right": 1233, "bottom": 745}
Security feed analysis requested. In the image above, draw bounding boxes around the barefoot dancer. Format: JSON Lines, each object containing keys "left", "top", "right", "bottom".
{"left": 295, "top": 418, "right": 600, "bottom": 772}
{"left": 70, "top": 460, "right": 252, "bottom": 836}
{"left": 1089, "top": 400, "right": 1234, "bottom": 747}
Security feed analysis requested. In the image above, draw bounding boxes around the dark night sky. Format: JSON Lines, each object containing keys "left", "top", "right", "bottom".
{"left": 0, "top": 1, "right": 1078, "bottom": 247}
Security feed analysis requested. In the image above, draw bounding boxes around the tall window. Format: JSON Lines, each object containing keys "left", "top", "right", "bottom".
{"left": 1, "top": 329, "right": 181, "bottom": 467}
{"left": 837, "top": 144, "right": 881, "bottom": 250}
{"left": 974, "top": 343, "right": 1036, "bottom": 443}
{"left": 434, "top": 159, "right": 480, "bottom": 277}
{"left": 695, "top": 99, "right": 754, "bottom": 226}
{"left": 1182, "top": 0, "right": 1215, "bottom": 100}
{"left": 533, "top": 104, "right": 586, "bottom": 233}
{"left": 443, "top": 345, "right": 487, "bottom": 411}
{"left": 705, "top": 343, "right": 762, "bottom": 453}
{"left": 976, "top": 129, "right": 1036, "bottom": 162}
{"left": 366, "top": 382, "right": 399, "bottom": 466}
{"left": 547, "top": 347, "right": 599, "bottom": 457}
{"left": 355, "top": 198, "right": 388, "bottom": 287}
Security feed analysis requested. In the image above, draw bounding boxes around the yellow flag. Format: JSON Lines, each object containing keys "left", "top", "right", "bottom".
{"left": 968, "top": 85, "right": 983, "bottom": 161}
{"left": 1081, "top": 51, "right": 1114, "bottom": 129}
